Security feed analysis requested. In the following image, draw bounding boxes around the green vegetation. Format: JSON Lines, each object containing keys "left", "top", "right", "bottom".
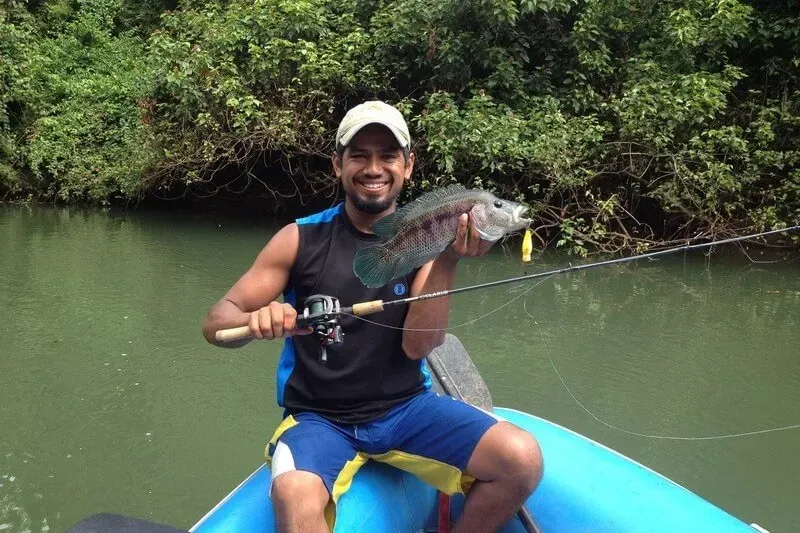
{"left": 2, "top": 0, "right": 798, "bottom": 252}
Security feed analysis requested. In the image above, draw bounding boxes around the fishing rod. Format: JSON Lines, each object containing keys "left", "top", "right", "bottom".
{"left": 216, "top": 225, "right": 800, "bottom": 358}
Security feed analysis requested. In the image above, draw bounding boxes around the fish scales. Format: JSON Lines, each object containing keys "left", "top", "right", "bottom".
{"left": 390, "top": 198, "right": 474, "bottom": 278}
{"left": 353, "top": 185, "right": 531, "bottom": 288}
{"left": 394, "top": 199, "right": 475, "bottom": 252}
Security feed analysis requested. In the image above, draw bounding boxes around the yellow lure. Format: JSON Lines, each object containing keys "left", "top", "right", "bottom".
{"left": 521, "top": 228, "right": 533, "bottom": 263}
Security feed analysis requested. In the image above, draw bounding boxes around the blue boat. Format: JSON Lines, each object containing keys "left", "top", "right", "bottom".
{"left": 69, "top": 335, "right": 770, "bottom": 533}
{"left": 187, "top": 335, "right": 767, "bottom": 533}
{"left": 188, "top": 412, "right": 766, "bottom": 533}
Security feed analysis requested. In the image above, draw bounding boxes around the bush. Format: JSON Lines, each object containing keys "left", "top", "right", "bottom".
{"left": 2, "top": 0, "right": 798, "bottom": 251}
{"left": 4, "top": 0, "right": 157, "bottom": 202}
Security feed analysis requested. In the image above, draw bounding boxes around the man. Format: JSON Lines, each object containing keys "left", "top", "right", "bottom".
{"left": 202, "top": 101, "right": 543, "bottom": 533}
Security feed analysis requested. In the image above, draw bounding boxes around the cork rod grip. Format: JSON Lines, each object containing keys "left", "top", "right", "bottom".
{"left": 351, "top": 300, "right": 384, "bottom": 316}
{"left": 215, "top": 325, "right": 253, "bottom": 343}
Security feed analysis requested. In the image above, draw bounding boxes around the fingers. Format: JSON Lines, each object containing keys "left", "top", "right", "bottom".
{"left": 449, "top": 213, "right": 495, "bottom": 259}
{"left": 293, "top": 325, "right": 315, "bottom": 336}
{"left": 452, "top": 213, "right": 469, "bottom": 255}
{"left": 466, "top": 213, "right": 481, "bottom": 252}
{"left": 249, "top": 302, "right": 306, "bottom": 340}
{"left": 272, "top": 301, "right": 287, "bottom": 339}
{"left": 249, "top": 303, "right": 280, "bottom": 340}
{"left": 249, "top": 309, "right": 265, "bottom": 340}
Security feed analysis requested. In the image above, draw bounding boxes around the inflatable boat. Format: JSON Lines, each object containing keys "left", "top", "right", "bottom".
{"left": 70, "top": 335, "right": 770, "bottom": 533}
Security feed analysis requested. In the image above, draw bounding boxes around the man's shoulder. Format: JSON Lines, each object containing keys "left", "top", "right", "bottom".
{"left": 296, "top": 203, "right": 344, "bottom": 226}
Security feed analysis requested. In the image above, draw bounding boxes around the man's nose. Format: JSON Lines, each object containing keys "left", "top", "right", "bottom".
{"left": 363, "top": 155, "right": 382, "bottom": 176}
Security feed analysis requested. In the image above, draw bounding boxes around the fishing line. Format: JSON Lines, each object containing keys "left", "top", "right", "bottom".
{"left": 523, "top": 301, "right": 800, "bottom": 440}
{"left": 340, "top": 226, "right": 800, "bottom": 437}
{"left": 339, "top": 225, "right": 799, "bottom": 333}
{"left": 348, "top": 224, "right": 800, "bottom": 315}
{"left": 341, "top": 274, "right": 557, "bottom": 332}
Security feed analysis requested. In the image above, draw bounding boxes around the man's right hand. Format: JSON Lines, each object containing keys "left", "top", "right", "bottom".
{"left": 249, "top": 301, "right": 313, "bottom": 340}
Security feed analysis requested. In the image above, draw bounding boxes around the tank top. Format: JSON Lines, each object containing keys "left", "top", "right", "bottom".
{"left": 275, "top": 203, "right": 431, "bottom": 424}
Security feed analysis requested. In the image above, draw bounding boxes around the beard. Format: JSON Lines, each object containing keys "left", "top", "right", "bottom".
{"left": 347, "top": 186, "right": 401, "bottom": 215}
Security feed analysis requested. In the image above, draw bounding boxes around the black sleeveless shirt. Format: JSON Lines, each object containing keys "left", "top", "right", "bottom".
{"left": 275, "top": 203, "right": 431, "bottom": 424}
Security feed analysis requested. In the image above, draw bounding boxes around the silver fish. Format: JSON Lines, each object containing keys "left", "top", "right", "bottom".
{"left": 353, "top": 184, "right": 531, "bottom": 288}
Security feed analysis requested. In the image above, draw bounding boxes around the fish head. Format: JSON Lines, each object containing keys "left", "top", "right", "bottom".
{"left": 470, "top": 194, "right": 532, "bottom": 241}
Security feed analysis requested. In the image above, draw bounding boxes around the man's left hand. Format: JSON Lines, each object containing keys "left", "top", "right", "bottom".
{"left": 446, "top": 213, "right": 495, "bottom": 260}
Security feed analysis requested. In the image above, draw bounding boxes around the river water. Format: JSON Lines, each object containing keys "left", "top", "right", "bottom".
{"left": 1, "top": 205, "right": 798, "bottom": 532}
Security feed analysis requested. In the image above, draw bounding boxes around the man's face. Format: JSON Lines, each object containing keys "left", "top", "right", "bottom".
{"left": 333, "top": 124, "right": 414, "bottom": 215}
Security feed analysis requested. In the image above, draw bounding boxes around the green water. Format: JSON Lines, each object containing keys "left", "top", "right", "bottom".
{"left": 1, "top": 205, "right": 798, "bottom": 532}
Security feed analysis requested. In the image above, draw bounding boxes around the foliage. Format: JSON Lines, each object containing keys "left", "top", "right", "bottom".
{"left": 1, "top": 0, "right": 799, "bottom": 251}
{"left": 144, "top": 0, "right": 385, "bottom": 196}
{"left": 0, "top": 1, "right": 30, "bottom": 196}
{"left": 2, "top": 0, "right": 161, "bottom": 202}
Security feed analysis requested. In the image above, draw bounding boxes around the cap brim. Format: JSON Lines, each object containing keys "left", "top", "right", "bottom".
{"left": 338, "top": 121, "right": 409, "bottom": 148}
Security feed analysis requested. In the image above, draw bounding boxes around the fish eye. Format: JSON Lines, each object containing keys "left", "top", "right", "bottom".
{"left": 493, "top": 200, "right": 503, "bottom": 208}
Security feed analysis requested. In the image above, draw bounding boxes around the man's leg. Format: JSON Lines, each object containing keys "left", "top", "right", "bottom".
{"left": 267, "top": 413, "right": 362, "bottom": 533}
{"left": 452, "top": 421, "right": 542, "bottom": 533}
{"left": 271, "top": 471, "right": 329, "bottom": 533}
{"left": 376, "top": 391, "right": 543, "bottom": 533}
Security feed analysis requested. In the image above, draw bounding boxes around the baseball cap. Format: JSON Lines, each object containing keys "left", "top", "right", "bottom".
{"left": 336, "top": 101, "right": 411, "bottom": 149}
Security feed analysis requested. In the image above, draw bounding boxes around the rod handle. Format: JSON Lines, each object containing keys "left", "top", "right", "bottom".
{"left": 215, "top": 325, "right": 252, "bottom": 343}
{"left": 351, "top": 300, "right": 384, "bottom": 316}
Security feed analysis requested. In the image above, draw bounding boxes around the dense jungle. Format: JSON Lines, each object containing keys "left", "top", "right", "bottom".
{"left": 1, "top": 0, "right": 799, "bottom": 253}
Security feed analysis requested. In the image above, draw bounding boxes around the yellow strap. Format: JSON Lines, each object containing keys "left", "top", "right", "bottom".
{"left": 370, "top": 450, "right": 476, "bottom": 496}
{"left": 264, "top": 415, "right": 298, "bottom": 465}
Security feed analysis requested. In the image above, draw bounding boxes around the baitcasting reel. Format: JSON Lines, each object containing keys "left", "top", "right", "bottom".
{"left": 297, "top": 294, "right": 344, "bottom": 364}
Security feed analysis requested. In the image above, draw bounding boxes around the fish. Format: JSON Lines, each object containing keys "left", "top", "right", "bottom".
{"left": 353, "top": 184, "right": 532, "bottom": 288}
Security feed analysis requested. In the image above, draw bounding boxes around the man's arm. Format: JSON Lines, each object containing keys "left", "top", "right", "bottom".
{"left": 202, "top": 223, "right": 305, "bottom": 348}
{"left": 401, "top": 214, "right": 494, "bottom": 360}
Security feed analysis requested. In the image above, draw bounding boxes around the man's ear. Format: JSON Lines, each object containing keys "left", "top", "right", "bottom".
{"left": 404, "top": 152, "right": 416, "bottom": 182}
{"left": 332, "top": 152, "right": 343, "bottom": 179}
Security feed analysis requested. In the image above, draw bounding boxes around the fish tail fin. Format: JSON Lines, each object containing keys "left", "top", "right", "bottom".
{"left": 353, "top": 245, "right": 398, "bottom": 288}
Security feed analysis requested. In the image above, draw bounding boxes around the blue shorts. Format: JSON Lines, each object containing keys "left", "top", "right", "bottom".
{"left": 265, "top": 391, "right": 498, "bottom": 522}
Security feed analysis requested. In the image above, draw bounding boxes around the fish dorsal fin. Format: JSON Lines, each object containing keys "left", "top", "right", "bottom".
{"left": 371, "top": 212, "right": 399, "bottom": 237}
{"left": 395, "top": 184, "right": 468, "bottom": 221}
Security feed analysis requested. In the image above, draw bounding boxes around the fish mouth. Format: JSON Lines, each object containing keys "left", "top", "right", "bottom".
{"left": 511, "top": 205, "right": 532, "bottom": 226}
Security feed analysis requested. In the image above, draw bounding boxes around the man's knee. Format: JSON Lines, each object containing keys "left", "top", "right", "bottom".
{"left": 483, "top": 423, "right": 544, "bottom": 493}
{"left": 506, "top": 428, "right": 543, "bottom": 492}
{"left": 271, "top": 470, "right": 329, "bottom": 518}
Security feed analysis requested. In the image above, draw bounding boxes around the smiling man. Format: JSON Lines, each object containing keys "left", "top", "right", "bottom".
{"left": 202, "top": 101, "right": 543, "bottom": 533}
